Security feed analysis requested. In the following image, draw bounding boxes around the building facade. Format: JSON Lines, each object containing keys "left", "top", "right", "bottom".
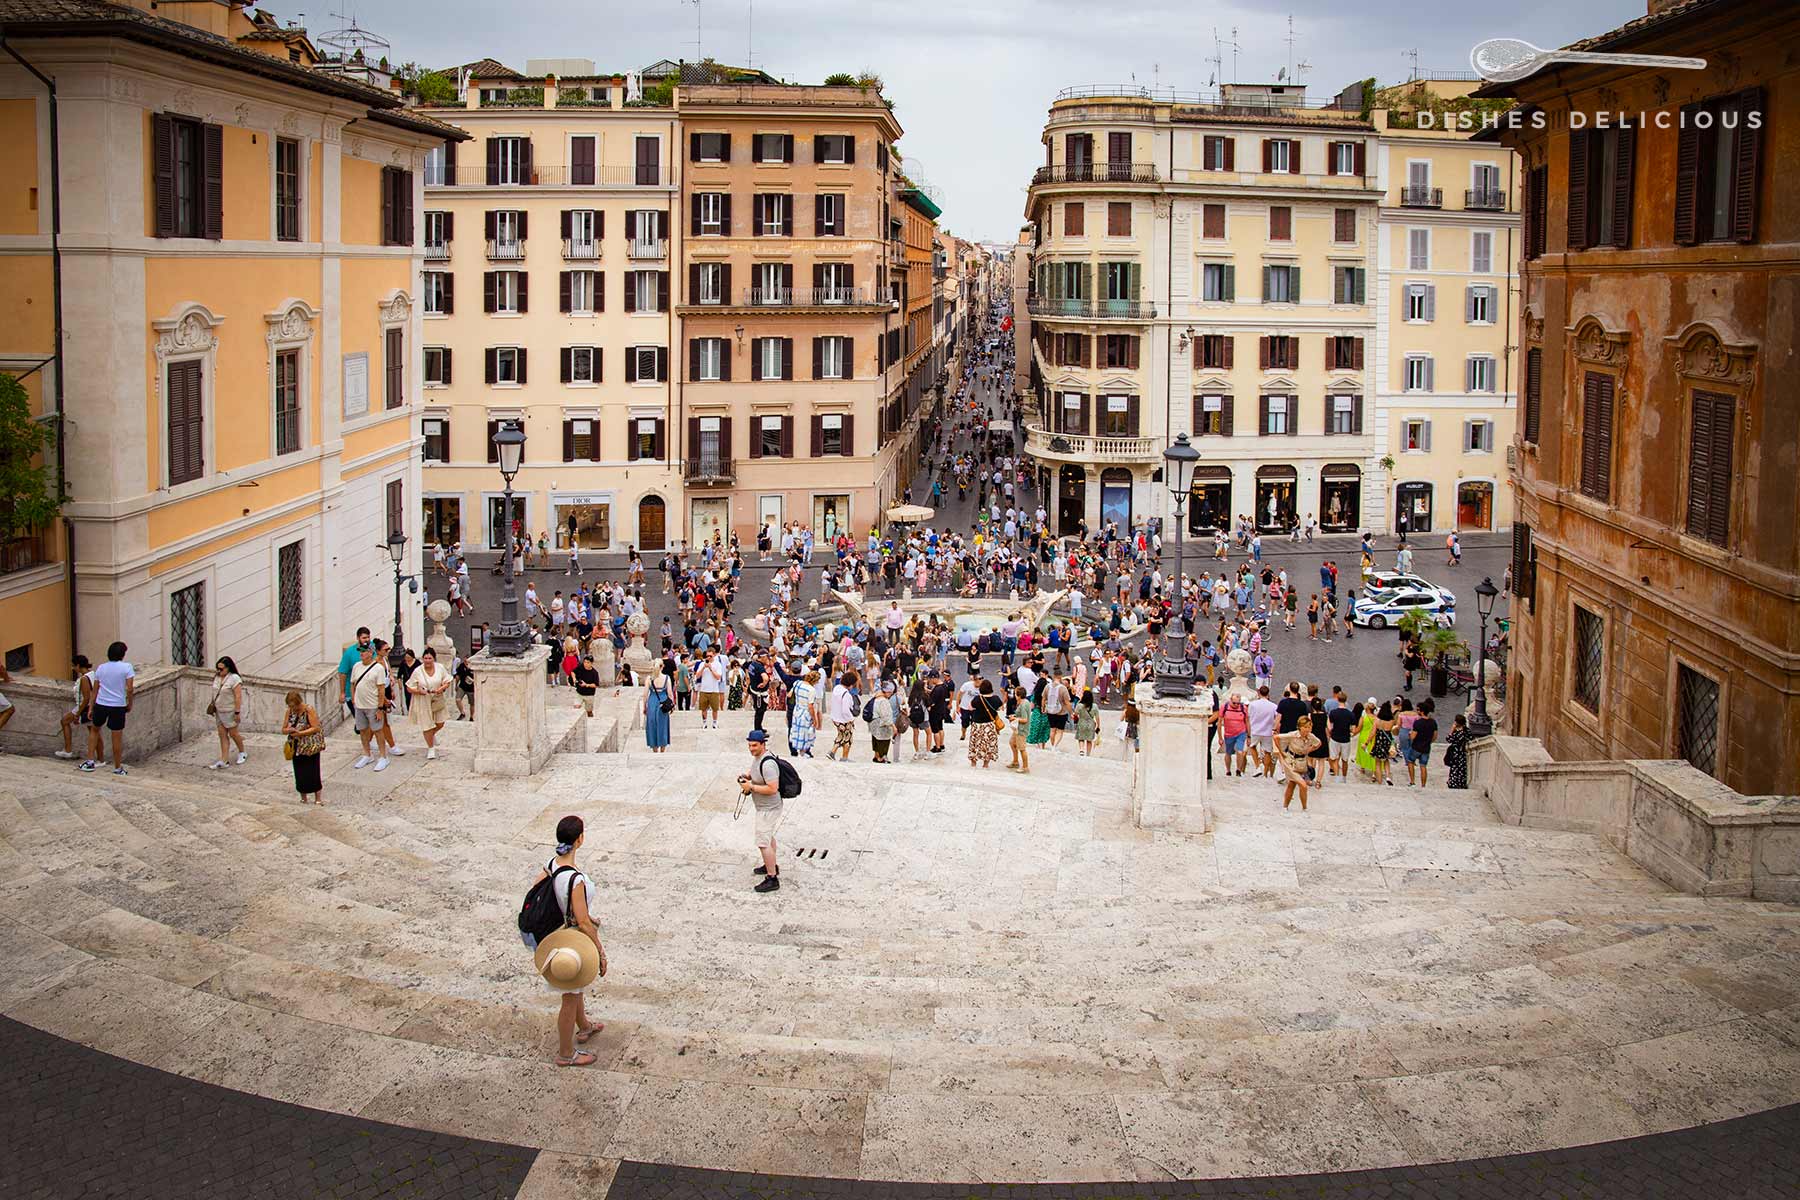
{"left": 1483, "top": 0, "right": 1798, "bottom": 796}
{"left": 1024, "top": 86, "right": 1380, "bottom": 538}
{"left": 416, "top": 68, "right": 681, "bottom": 555}
{"left": 1372, "top": 90, "right": 1519, "bottom": 537}
{"left": 0, "top": 0, "right": 450, "bottom": 677}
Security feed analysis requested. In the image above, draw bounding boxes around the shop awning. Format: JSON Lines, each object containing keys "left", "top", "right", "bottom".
{"left": 1191, "top": 466, "right": 1233, "bottom": 482}
{"left": 1255, "top": 464, "right": 1298, "bottom": 480}
{"left": 1321, "top": 463, "right": 1362, "bottom": 481}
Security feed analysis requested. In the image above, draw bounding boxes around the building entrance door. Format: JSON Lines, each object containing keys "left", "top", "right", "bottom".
{"left": 1396, "top": 481, "right": 1434, "bottom": 535}
{"left": 1320, "top": 465, "right": 1361, "bottom": 532}
{"left": 1057, "top": 465, "right": 1087, "bottom": 536}
{"left": 1457, "top": 481, "right": 1493, "bottom": 530}
{"left": 638, "top": 495, "right": 666, "bottom": 550}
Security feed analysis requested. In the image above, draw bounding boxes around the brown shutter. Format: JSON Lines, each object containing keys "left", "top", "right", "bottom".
{"left": 1686, "top": 392, "right": 1715, "bottom": 540}
{"left": 1261, "top": 139, "right": 1272, "bottom": 172}
{"left": 750, "top": 417, "right": 763, "bottom": 458}
{"left": 812, "top": 337, "right": 824, "bottom": 379}
{"left": 1524, "top": 348, "right": 1543, "bottom": 442}
{"left": 519, "top": 137, "right": 534, "bottom": 184}
{"left": 627, "top": 416, "right": 639, "bottom": 461}
{"left": 1580, "top": 372, "right": 1613, "bottom": 500}
{"left": 720, "top": 193, "right": 732, "bottom": 234}
{"left": 751, "top": 195, "right": 762, "bottom": 237}
{"left": 560, "top": 209, "right": 571, "bottom": 240}
{"left": 779, "top": 416, "right": 793, "bottom": 458}
{"left": 516, "top": 348, "right": 527, "bottom": 384}
{"left": 688, "top": 263, "right": 701, "bottom": 304}
{"left": 657, "top": 271, "right": 670, "bottom": 312}
{"left": 781, "top": 337, "right": 794, "bottom": 381}
{"left": 1077, "top": 395, "right": 1089, "bottom": 434}
{"left": 690, "top": 337, "right": 703, "bottom": 380}
{"left": 1126, "top": 394, "right": 1140, "bottom": 436}
{"left": 487, "top": 419, "right": 499, "bottom": 462}
{"left": 626, "top": 347, "right": 638, "bottom": 383}
{"left": 1223, "top": 138, "right": 1235, "bottom": 170}
{"left": 1702, "top": 391, "right": 1734, "bottom": 544}
{"left": 165, "top": 360, "right": 204, "bottom": 485}
{"left": 1352, "top": 395, "right": 1364, "bottom": 434}
{"left": 781, "top": 199, "right": 793, "bottom": 237}
{"left": 484, "top": 348, "right": 497, "bottom": 384}
{"left": 595, "top": 271, "right": 603, "bottom": 313}
{"left": 1286, "top": 394, "right": 1298, "bottom": 436}
{"left": 483, "top": 271, "right": 496, "bottom": 313}
{"left": 1258, "top": 337, "right": 1270, "bottom": 370}
{"left": 1325, "top": 338, "right": 1336, "bottom": 371}
{"left": 559, "top": 271, "right": 572, "bottom": 313}
{"left": 1732, "top": 88, "right": 1764, "bottom": 243}
{"left": 201, "top": 123, "right": 224, "bottom": 239}
{"left": 815, "top": 193, "right": 826, "bottom": 236}
{"left": 515, "top": 209, "right": 528, "bottom": 242}
{"left": 152, "top": 113, "right": 176, "bottom": 237}
{"left": 624, "top": 273, "right": 636, "bottom": 313}
{"left": 691, "top": 193, "right": 704, "bottom": 236}
{"left": 810, "top": 414, "right": 823, "bottom": 457}
{"left": 441, "top": 348, "right": 452, "bottom": 385}
{"left": 1222, "top": 337, "right": 1234, "bottom": 370}
{"left": 1221, "top": 395, "right": 1234, "bottom": 436}
{"left": 1322, "top": 393, "right": 1334, "bottom": 432}
{"left": 485, "top": 137, "right": 500, "bottom": 186}
{"left": 687, "top": 416, "right": 701, "bottom": 464}
{"left": 1352, "top": 338, "right": 1364, "bottom": 370}
{"left": 562, "top": 418, "right": 575, "bottom": 461}
{"left": 624, "top": 210, "right": 637, "bottom": 240}
{"left": 1354, "top": 141, "right": 1366, "bottom": 176}
{"left": 840, "top": 414, "right": 854, "bottom": 456}
{"left": 562, "top": 347, "right": 575, "bottom": 383}
{"left": 443, "top": 138, "right": 457, "bottom": 183}
{"left": 654, "top": 419, "right": 666, "bottom": 460}
{"left": 1566, "top": 130, "right": 1591, "bottom": 251}
{"left": 1672, "top": 110, "right": 1700, "bottom": 245}
{"left": 516, "top": 272, "right": 528, "bottom": 313}
{"left": 1609, "top": 124, "right": 1635, "bottom": 248}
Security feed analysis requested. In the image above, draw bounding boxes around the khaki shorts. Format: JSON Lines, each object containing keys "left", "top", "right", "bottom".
{"left": 753, "top": 803, "right": 784, "bottom": 848}
{"left": 697, "top": 691, "right": 724, "bottom": 713}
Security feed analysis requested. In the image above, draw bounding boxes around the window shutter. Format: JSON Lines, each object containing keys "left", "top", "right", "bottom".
{"left": 559, "top": 271, "right": 572, "bottom": 313}
{"left": 721, "top": 263, "right": 731, "bottom": 300}
{"left": 1420, "top": 419, "right": 1431, "bottom": 451}
{"left": 691, "top": 337, "right": 705, "bottom": 381}
{"left": 1530, "top": 166, "right": 1548, "bottom": 258}
{"left": 485, "top": 137, "right": 499, "bottom": 186}
{"left": 782, "top": 134, "right": 795, "bottom": 163}
{"left": 781, "top": 262, "right": 795, "bottom": 294}
{"left": 1567, "top": 130, "right": 1591, "bottom": 251}
{"left": 624, "top": 210, "right": 637, "bottom": 240}
{"left": 1424, "top": 284, "right": 1436, "bottom": 322}
{"left": 781, "top": 337, "right": 794, "bottom": 381}
{"left": 1221, "top": 336, "right": 1234, "bottom": 369}
{"left": 483, "top": 271, "right": 496, "bottom": 313}
{"left": 443, "top": 138, "right": 457, "bottom": 184}
{"left": 516, "top": 272, "right": 528, "bottom": 313}
{"left": 560, "top": 209, "right": 571, "bottom": 240}
{"left": 202, "top": 123, "right": 224, "bottom": 240}
{"left": 1126, "top": 336, "right": 1139, "bottom": 369}
{"left": 813, "top": 337, "right": 824, "bottom": 379}
{"left": 1077, "top": 395, "right": 1089, "bottom": 434}
{"left": 560, "top": 347, "right": 573, "bottom": 383}
{"left": 687, "top": 416, "right": 702, "bottom": 463}
{"left": 1262, "top": 139, "right": 1273, "bottom": 172}
{"left": 1220, "top": 395, "right": 1234, "bottom": 436}
{"left": 519, "top": 138, "right": 534, "bottom": 184}
{"left": 780, "top": 416, "right": 794, "bottom": 457}
{"left": 1126, "top": 394, "right": 1140, "bottom": 436}
{"left": 1524, "top": 348, "right": 1543, "bottom": 442}
{"left": 815, "top": 193, "right": 826, "bottom": 236}
{"left": 719, "top": 340, "right": 732, "bottom": 382}
{"left": 1261, "top": 266, "right": 1272, "bottom": 302}
{"left": 657, "top": 271, "right": 670, "bottom": 312}
{"left": 691, "top": 193, "right": 703, "bottom": 236}
{"left": 1222, "top": 264, "right": 1235, "bottom": 301}
{"left": 442, "top": 273, "right": 454, "bottom": 315}
{"left": 750, "top": 418, "right": 762, "bottom": 458}
{"left": 691, "top": 132, "right": 702, "bottom": 161}
{"left": 1291, "top": 266, "right": 1300, "bottom": 301}
{"left": 152, "top": 113, "right": 176, "bottom": 237}
{"left": 485, "top": 210, "right": 497, "bottom": 241}
{"left": 811, "top": 414, "right": 823, "bottom": 457}
{"left": 1732, "top": 88, "right": 1764, "bottom": 243}
{"left": 653, "top": 419, "right": 666, "bottom": 460}
{"left": 515, "top": 209, "right": 529, "bottom": 242}
{"left": 166, "top": 361, "right": 203, "bottom": 485}
{"left": 441, "top": 348, "right": 452, "bottom": 385}
{"left": 1695, "top": 391, "right": 1734, "bottom": 544}
{"left": 1353, "top": 269, "right": 1366, "bottom": 305}
{"left": 688, "top": 263, "right": 701, "bottom": 304}
{"left": 1465, "top": 286, "right": 1475, "bottom": 323}
{"left": 516, "top": 348, "right": 527, "bottom": 384}
{"left": 1258, "top": 398, "right": 1269, "bottom": 437}
{"left": 1591, "top": 373, "right": 1614, "bottom": 500}
{"left": 1325, "top": 338, "right": 1336, "bottom": 372}
{"left": 751, "top": 195, "right": 762, "bottom": 237}
{"left": 1354, "top": 141, "right": 1366, "bottom": 176}
{"left": 1286, "top": 394, "right": 1298, "bottom": 436}
{"left": 750, "top": 339, "right": 762, "bottom": 382}
{"left": 624, "top": 273, "right": 636, "bottom": 314}
{"left": 1352, "top": 394, "right": 1364, "bottom": 434}
{"left": 1222, "top": 138, "right": 1235, "bottom": 170}
{"left": 720, "top": 193, "right": 732, "bottom": 234}
{"left": 626, "top": 347, "right": 638, "bottom": 383}
{"left": 484, "top": 348, "right": 496, "bottom": 384}
{"left": 1258, "top": 337, "right": 1270, "bottom": 369}
{"left": 840, "top": 414, "right": 854, "bottom": 456}
{"left": 781, "top": 201, "right": 793, "bottom": 237}
{"left": 487, "top": 419, "right": 499, "bottom": 462}
{"left": 562, "top": 418, "right": 575, "bottom": 461}
{"left": 1609, "top": 124, "right": 1636, "bottom": 248}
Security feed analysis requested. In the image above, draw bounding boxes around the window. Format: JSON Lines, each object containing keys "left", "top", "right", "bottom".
{"left": 1201, "top": 203, "right": 1225, "bottom": 239}
{"left": 1200, "top": 262, "right": 1234, "bottom": 303}
{"left": 695, "top": 262, "right": 726, "bottom": 304}
{"left": 1101, "top": 261, "right": 1138, "bottom": 303}
{"left": 1524, "top": 348, "right": 1542, "bottom": 443}
{"left": 166, "top": 359, "right": 204, "bottom": 485}
{"left": 489, "top": 135, "right": 528, "bottom": 184}
{"left": 758, "top": 415, "right": 785, "bottom": 457}
{"left": 1466, "top": 285, "right": 1494, "bottom": 324}
{"left": 1405, "top": 283, "right": 1434, "bottom": 322}
{"left": 757, "top": 337, "right": 785, "bottom": 380}
{"left": 488, "top": 209, "right": 523, "bottom": 256}
{"left": 564, "top": 209, "right": 597, "bottom": 256}
{"left": 1333, "top": 266, "right": 1366, "bottom": 305}
{"left": 1580, "top": 372, "right": 1615, "bottom": 502}
{"left": 1202, "top": 135, "right": 1234, "bottom": 171}
{"left": 1107, "top": 202, "right": 1131, "bottom": 236}
{"left": 755, "top": 132, "right": 792, "bottom": 163}
{"left": 758, "top": 193, "right": 789, "bottom": 236}
{"left": 1326, "top": 393, "right": 1360, "bottom": 435}
{"left": 1064, "top": 202, "right": 1085, "bottom": 237}
{"left": 489, "top": 346, "right": 523, "bottom": 384}
{"left": 1470, "top": 230, "right": 1493, "bottom": 274}
{"left": 421, "top": 416, "right": 449, "bottom": 462}
{"left": 424, "top": 211, "right": 451, "bottom": 257}
{"left": 1101, "top": 335, "right": 1139, "bottom": 369}
{"left": 1098, "top": 394, "right": 1137, "bottom": 436}
{"left": 563, "top": 345, "right": 599, "bottom": 384}
{"left": 386, "top": 478, "right": 404, "bottom": 539}
{"left": 273, "top": 349, "right": 300, "bottom": 456}
{"left": 563, "top": 270, "right": 598, "bottom": 314}
{"left": 816, "top": 336, "right": 849, "bottom": 380}
{"left": 276, "top": 540, "right": 304, "bottom": 631}
{"left": 1331, "top": 141, "right": 1358, "bottom": 176}
{"left": 816, "top": 134, "right": 853, "bottom": 164}
{"left": 692, "top": 132, "right": 728, "bottom": 162}
{"left": 1676, "top": 664, "right": 1721, "bottom": 776}
{"left": 634, "top": 135, "right": 660, "bottom": 185}
{"left": 1268, "top": 206, "right": 1292, "bottom": 241}
{"left": 1260, "top": 336, "right": 1297, "bottom": 370}
{"left": 1465, "top": 418, "right": 1494, "bottom": 452}
{"left": 423, "top": 271, "right": 451, "bottom": 316}
{"left": 1402, "top": 417, "right": 1431, "bottom": 450}
{"left": 1685, "top": 390, "right": 1735, "bottom": 546}
{"left": 380, "top": 167, "right": 413, "bottom": 247}
{"left": 1264, "top": 138, "right": 1295, "bottom": 174}
{"left": 275, "top": 137, "right": 301, "bottom": 241}
{"left": 1404, "top": 356, "right": 1433, "bottom": 393}
{"left": 815, "top": 192, "right": 844, "bottom": 236}
{"left": 628, "top": 345, "right": 667, "bottom": 383}
{"left": 1569, "top": 125, "right": 1637, "bottom": 250}
{"left": 564, "top": 417, "right": 599, "bottom": 461}
{"left": 153, "top": 113, "right": 216, "bottom": 239}
{"left": 423, "top": 144, "right": 449, "bottom": 187}
{"left": 1194, "top": 334, "right": 1232, "bottom": 370}
{"left": 1262, "top": 264, "right": 1298, "bottom": 303}
{"left": 697, "top": 192, "right": 725, "bottom": 235}
{"left": 1056, "top": 261, "right": 1088, "bottom": 300}
{"left": 1510, "top": 523, "right": 1536, "bottom": 607}
{"left": 754, "top": 261, "right": 787, "bottom": 304}
{"left": 424, "top": 347, "right": 451, "bottom": 387}
{"left": 1525, "top": 164, "right": 1549, "bottom": 260}
{"left": 1261, "top": 394, "right": 1292, "bottom": 435}
{"left": 1407, "top": 228, "right": 1430, "bottom": 270}
{"left": 695, "top": 337, "right": 726, "bottom": 381}
{"left": 1054, "top": 333, "right": 1087, "bottom": 366}
{"left": 819, "top": 413, "right": 845, "bottom": 455}
{"left": 1675, "top": 89, "right": 1764, "bottom": 244}
{"left": 1325, "top": 336, "right": 1362, "bottom": 371}
{"left": 1194, "top": 394, "right": 1230, "bottom": 435}
{"left": 489, "top": 270, "right": 522, "bottom": 314}
{"left": 632, "top": 418, "right": 662, "bottom": 460}
{"left": 1572, "top": 605, "right": 1604, "bottom": 713}
{"left": 1333, "top": 208, "right": 1356, "bottom": 243}
{"left": 569, "top": 135, "right": 596, "bottom": 186}
{"left": 170, "top": 580, "right": 206, "bottom": 667}
{"left": 384, "top": 328, "right": 405, "bottom": 409}
{"left": 1471, "top": 162, "right": 1501, "bottom": 200}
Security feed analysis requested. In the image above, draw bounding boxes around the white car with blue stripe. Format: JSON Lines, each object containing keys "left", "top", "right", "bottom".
{"left": 1352, "top": 586, "right": 1457, "bottom": 629}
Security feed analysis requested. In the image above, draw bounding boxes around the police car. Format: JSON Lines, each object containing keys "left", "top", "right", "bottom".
{"left": 1352, "top": 586, "right": 1457, "bottom": 629}
{"left": 1362, "top": 571, "right": 1453, "bottom": 601}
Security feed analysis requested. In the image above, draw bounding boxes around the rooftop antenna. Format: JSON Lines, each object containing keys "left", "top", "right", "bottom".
{"left": 1284, "top": 15, "right": 1299, "bottom": 84}
{"left": 683, "top": 0, "right": 703, "bottom": 61}
{"left": 1297, "top": 59, "right": 1313, "bottom": 81}
{"left": 1402, "top": 47, "right": 1421, "bottom": 82}
{"left": 1230, "top": 26, "right": 1240, "bottom": 86}
{"left": 746, "top": 0, "right": 753, "bottom": 68}
{"left": 1206, "top": 29, "right": 1224, "bottom": 94}
{"left": 317, "top": 9, "right": 389, "bottom": 60}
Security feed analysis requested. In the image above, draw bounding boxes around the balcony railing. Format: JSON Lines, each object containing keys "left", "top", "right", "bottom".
{"left": 685, "top": 454, "right": 735, "bottom": 485}
{"left": 1031, "top": 163, "right": 1161, "bottom": 186}
{"left": 0, "top": 533, "right": 48, "bottom": 575}
{"left": 424, "top": 241, "right": 450, "bottom": 261}
{"left": 1026, "top": 297, "right": 1157, "bottom": 320}
{"left": 741, "top": 287, "right": 872, "bottom": 307}
{"left": 433, "top": 164, "right": 666, "bottom": 188}
{"left": 1400, "top": 186, "right": 1443, "bottom": 208}
{"left": 1465, "top": 188, "right": 1507, "bottom": 211}
{"left": 1024, "top": 425, "right": 1158, "bottom": 463}
{"left": 486, "top": 239, "right": 525, "bottom": 260}
{"left": 562, "top": 238, "right": 600, "bottom": 260}
{"left": 628, "top": 238, "right": 669, "bottom": 260}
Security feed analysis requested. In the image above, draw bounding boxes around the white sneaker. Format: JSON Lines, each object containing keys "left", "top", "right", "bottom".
{"left": 206, "top": 760, "right": 226, "bottom": 770}
{"left": 353, "top": 755, "right": 371, "bottom": 769}
{"left": 54, "top": 750, "right": 76, "bottom": 759}
{"left": 374, "top": 757, "right": 389, "bottom": 771}
{"left": 389, "top": 746, "right": 407, "bottom": 756}
{"left": 234, "top": 752, "right": 247, "bottom": 765}
{"left": 426, "top": 747, "right": 437, "bottom": 760}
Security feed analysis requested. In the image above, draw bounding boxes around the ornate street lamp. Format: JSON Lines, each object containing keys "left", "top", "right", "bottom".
{"left": 1469, "top": 575, "right": 1499, "bottom": 737}
{"left": 376, "top": 530, "right": 414, "bottom": 679}
{"left": 1154, "top": 433, "right": 1202, "bottom": 699}
{"left": 488, "top": 421, "right": 529, "bottom": 658}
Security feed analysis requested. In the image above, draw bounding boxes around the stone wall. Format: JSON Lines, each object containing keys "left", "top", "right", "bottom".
{"left": 1471, "top": 735, "right": 1800, "bottom": 903}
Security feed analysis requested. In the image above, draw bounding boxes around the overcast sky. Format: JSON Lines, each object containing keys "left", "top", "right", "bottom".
{"left": 355, "top": 0, "right": 1646, "bottom": 243}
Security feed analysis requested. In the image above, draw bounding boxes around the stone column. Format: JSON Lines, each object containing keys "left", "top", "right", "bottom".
{"left": 1131, "top": 689, "right": 1215, "bottom": 834}
{"left": 469, "top": 644, "right": 553, "bottom": 777}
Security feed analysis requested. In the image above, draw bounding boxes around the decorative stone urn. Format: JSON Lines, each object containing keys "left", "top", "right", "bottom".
{"left": 1223, "top": 647, "right": 1257, "bottom": 704}
{"left": 622, "top": 610, "right": 655, "bottom": 676}
{"left": 425, "top": 599, "right": 456, "bottom": 664}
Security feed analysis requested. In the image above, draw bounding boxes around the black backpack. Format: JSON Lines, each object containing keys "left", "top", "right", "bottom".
{"left": 518, "top": 865, "right": 575, "bottom": 947}
{"left": 766, "top": 754, "right": 802, "bottom": 799}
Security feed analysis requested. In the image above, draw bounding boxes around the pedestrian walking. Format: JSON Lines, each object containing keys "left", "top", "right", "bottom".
{"left": 738, "top": 731, "right": 785, "bottom": 892}
{"left": 85, "top": 641, "right": 136, "bottom": 775}
{"left": 1274, "top": 716, "right": 1321, "bottom": 811}
{"left": 530, "top": 815, "right": 608, "bottom": 1066}
{"left": 349, "top": 644, "right": 393, "bottom": 771}
{"left": 283, "top": 690, "right": 326, "bottom": 805}
{"left": 1444, "top": 714, "right": 1471, "bottom": 789}
{"left": 407, "top": 647, "right": 453, "bottom": 759}
{"left": 205, "top": 657, "right": 246, "bottom": 770}
{"left": 644, "top": 666, "right": 673, "bottom": 752}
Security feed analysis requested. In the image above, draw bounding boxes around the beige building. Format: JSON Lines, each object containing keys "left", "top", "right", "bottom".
{"left": 1024, "top": 84, "right": 1380, "bottom": 538}
{"left": 415, "top": 63, "right": 680, "bottom": 554}
{"left": 1372, "top": 88, "right": 1519, "bottom": 536}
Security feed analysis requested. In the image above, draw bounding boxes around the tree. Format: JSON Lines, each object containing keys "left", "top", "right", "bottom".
{"left": 0, "top": 372, "right": 61, "bottom": 542}
{"left": 822, "top": 72, "right": 857, "bottom": 86}
{"left": 409, "top": 70, "right": 458, "bottom": 106}
{"left": 1398, "top": 608, "right": 1467, "bottom": 667}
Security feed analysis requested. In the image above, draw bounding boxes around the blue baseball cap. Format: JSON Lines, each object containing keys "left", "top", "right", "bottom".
{"left": 746, "top": 729, "right": 768, "bottom": 744}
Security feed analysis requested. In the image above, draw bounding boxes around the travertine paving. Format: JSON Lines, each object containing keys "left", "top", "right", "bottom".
{"left": 2, "top": 701, "right": 1799, "bottom": 1185}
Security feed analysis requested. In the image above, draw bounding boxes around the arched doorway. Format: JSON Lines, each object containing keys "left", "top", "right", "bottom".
{"left": 1320, "top": 464, "right": 1361, "bottom": 532}
{"left": 1395, "top": 481, "right": 1433, "bottom": 535}
{"left": 1057, "top": 464, "right": 1086, "bottom": 536}
{"left": 1457, "top": 480, "right": 1494, "bottom": 530}
{"left": 1100, "top": 468, "right": 1133, "bottom": 531}
{"left": 638, "top": 494, "right": 666, "bottom": 550}
{"left": 1189, "top": 467, "right": 1232, "bottom": 535}
{"left": 1255, "top": 465, "right": 1298, "bottom": 532}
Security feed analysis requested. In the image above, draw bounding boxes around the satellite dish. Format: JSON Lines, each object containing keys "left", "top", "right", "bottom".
{"left": 1277, "top": 67, "right": 1287, "bottom": 81}
{"left": 1208, "top": 74, "right": 1215, "bottom": 86}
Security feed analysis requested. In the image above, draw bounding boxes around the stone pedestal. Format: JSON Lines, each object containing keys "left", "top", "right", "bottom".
{"left": 1132, "top": 689, "right": 1215, "bottom": 834}
{"left": 470, "top": 645, "right": 554, "bottom": 777}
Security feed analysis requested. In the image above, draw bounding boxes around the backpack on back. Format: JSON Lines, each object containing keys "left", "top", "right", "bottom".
{"left": 518, "top": 864, "right": 575, "bottom": 948}
{"left": 767, "top": 754, "right": 803, "bottom": 799}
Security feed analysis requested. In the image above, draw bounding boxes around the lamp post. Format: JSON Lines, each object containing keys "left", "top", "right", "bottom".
{"left": 1469, "top": 575, "right": 1499, "bottom": 737}
{"left": 1155, "top": 433, "right": 1201, "bottom": 699}
{"left": 380, "top": 530, "right": 409, "bottom": 677}
{"left": 489, "top": 421, "right": 529, "bottom": 658}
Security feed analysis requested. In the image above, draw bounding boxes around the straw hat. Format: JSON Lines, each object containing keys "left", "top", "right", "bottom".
{"left": 533, "top": 927, "right": 599, "bottom": 992}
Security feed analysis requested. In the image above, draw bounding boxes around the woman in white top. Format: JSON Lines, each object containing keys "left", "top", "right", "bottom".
{"left": 406, "top": 646, "right": 454, "bottom": 760}
{"left": 534, "top": 815, "right": 608, "bottom": 1067}
{"left": 207, "top": 656, "right": 246, "bottom": 770}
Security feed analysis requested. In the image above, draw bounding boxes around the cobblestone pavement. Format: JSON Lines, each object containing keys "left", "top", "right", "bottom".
{"left": 0, "top": 1015, "right": 538, "bottom": 1200}
{"left": 606, "top": 1101, "right": 1800, "bottom": 1200}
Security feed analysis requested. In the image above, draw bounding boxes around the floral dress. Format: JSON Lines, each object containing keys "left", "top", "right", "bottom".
{"left": 968, "top": 696, "right": 1000, "bottom": 765}
{"left": 1444, "top": 726, "right": 1470, "bottom": 789}
{"left": 1074, "top": 701, "right": 1100, "bottom": 744}
{"left": 726, "top": 667, "right": 746, "bottom": 710}
{"left": 788, "top": 680, "right": 817, "bottom": 756}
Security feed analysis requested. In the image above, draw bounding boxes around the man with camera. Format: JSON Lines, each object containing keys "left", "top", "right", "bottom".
{"left": 737, "top": 730, "right": 784, "bottom": 893}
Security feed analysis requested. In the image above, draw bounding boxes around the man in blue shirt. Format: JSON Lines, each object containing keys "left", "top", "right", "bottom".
{"left": 337, "top": 626, "right": 373, "bottom": 711}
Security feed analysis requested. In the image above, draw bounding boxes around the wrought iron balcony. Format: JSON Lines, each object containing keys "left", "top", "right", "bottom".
{"left": 1024, "top": 424, "right": 1158, "bottom": 463}
{"left": 562, "top": 238, "right": 600, "bottom": 260}
{"left": 1400, "top": 186, "right": 1444, "bottom": 208}
{"left": 684, "top": 454, "right": 734, "bottom": 485}
{"left": 741, "top": 287, "right": 873, "bottom": 307}
{"left": 1464, "top": 188, "right": 1507, "bottom": 211}
{"left": 1026, "top": 298, "right": 1157, "bottom": 320}
{"left": 628, "top": 238, "right": 669, "bottom": 260}
{"left": 486, "top": 238, "right": 525, "bottom": 260}
{"left": 424, "top": 241, "right": 450, "bottom": 261}
{"left": 1031, "top": 163, "right": 1161, "bottom": 185}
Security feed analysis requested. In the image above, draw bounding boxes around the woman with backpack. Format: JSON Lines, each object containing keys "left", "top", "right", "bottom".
{"left": 527, "top": 815, "right": 608, "bottom": 1067}
{"left": 643, "top": 667, "right": 673, "bottom": 753}
{"left": 867, "top": 679, "right": 899, "bottom": 763}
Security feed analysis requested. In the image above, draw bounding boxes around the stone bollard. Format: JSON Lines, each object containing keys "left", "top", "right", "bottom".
{"left": 1131, "top": 686, "right": 1215, "bottom": 834}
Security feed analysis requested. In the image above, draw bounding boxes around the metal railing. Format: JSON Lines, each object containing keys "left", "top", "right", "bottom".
{"left": 628, "top": 238, "right": 669, "bottom": 260}
{"left": 1024, "top": 425, "right": 1158, "bottom": 462}
{"left": 1400, "top": 186, "right": 1444, "bottom": 208}
{"left": 1030, "top": 163, "right": 1161, "bottom": 185}
{"left": 741, "top": 287, "right": 871, "bottom": 307}
{"left": 562, "top": 238, "right": 600, "bottom": 260}
{"left": 684, "top": 454, "right": 735, "bottom": 484}
{"left": 434, "top": 164, "right": 665, "bottom": 188}
{"left": 1465, "top": 188, "right": 1507, "bottom": 211}
{"left": 0, "top": 533, "right": 47, "bottom": 575}
{"left": 423, "top": 241, "right": 450, "bottom": 261}
{"left": 1026, "top": 297, "right": 1157, "bottom": 320}
{"left": 486, "top": 238, "right": 525, "bottom": 260}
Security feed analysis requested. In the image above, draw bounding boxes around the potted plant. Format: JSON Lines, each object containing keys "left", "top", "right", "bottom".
{"left": 1397, "top": 608, "right": 1467, "bottom": 698}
